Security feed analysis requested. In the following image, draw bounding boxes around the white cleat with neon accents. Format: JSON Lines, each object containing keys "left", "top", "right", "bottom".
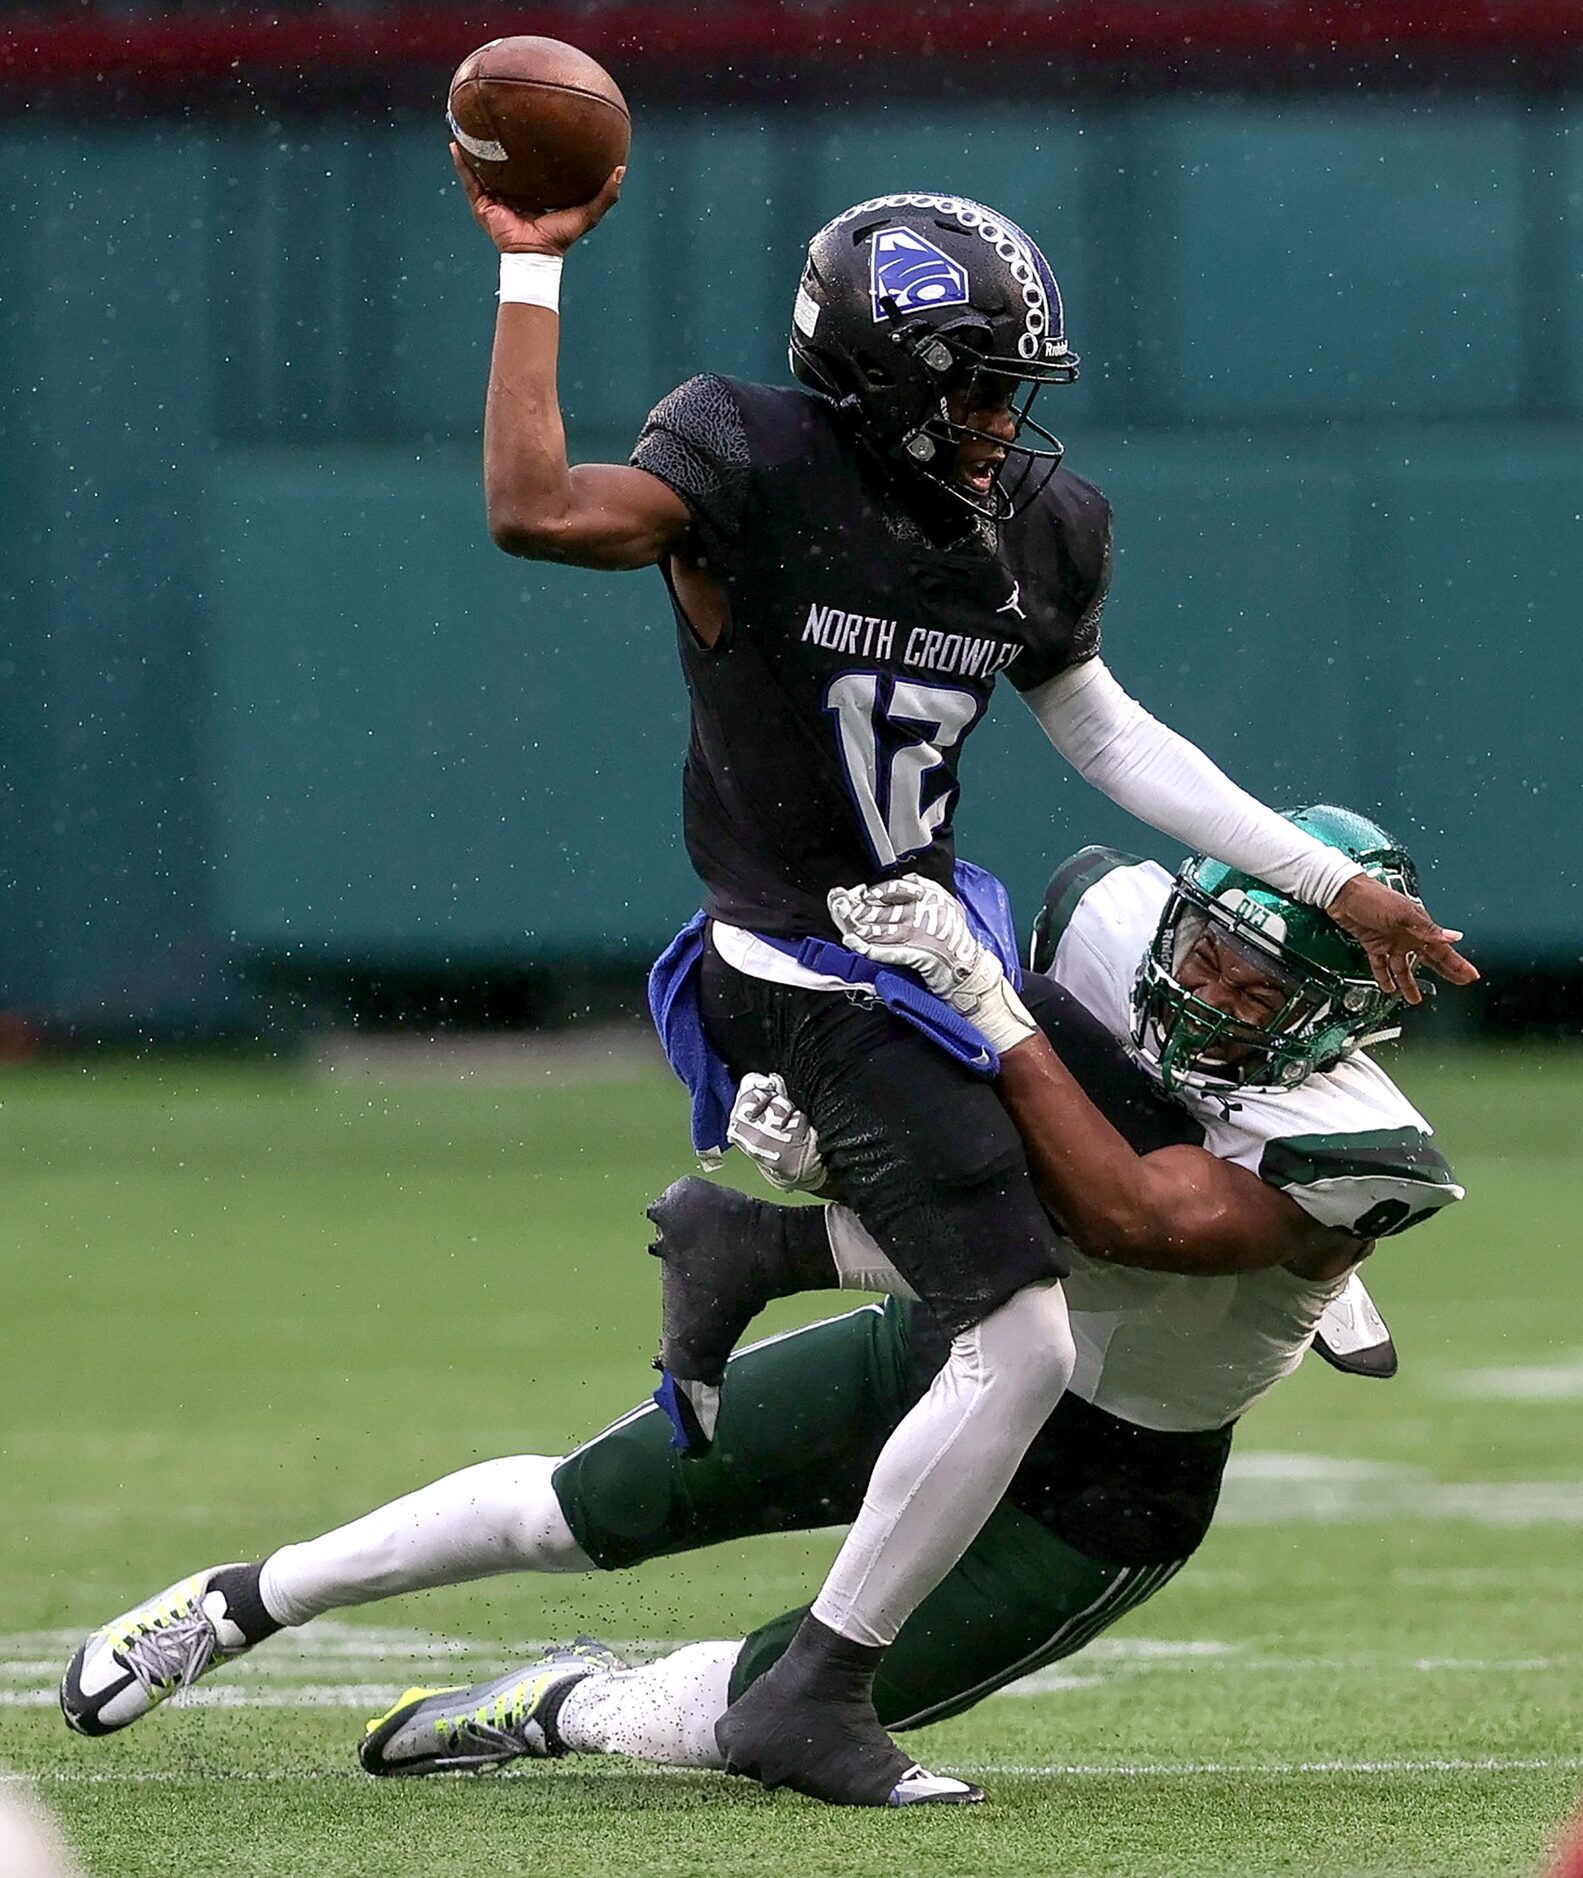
{"left": 359, "top": 1639, "right": 626, "bottom": 1776}
{"left": 60, "top": 1564, "right": 255, "bottom": 1736}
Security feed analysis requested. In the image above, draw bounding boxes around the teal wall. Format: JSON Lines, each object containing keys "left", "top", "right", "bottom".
{"left": 2, "top": 98, "right": 1579, "bottom": 1026}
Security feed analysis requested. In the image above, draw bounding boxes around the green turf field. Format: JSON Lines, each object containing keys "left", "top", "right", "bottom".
{"left": 2, "top": 1048, "right": 1580, "bottom": 1876}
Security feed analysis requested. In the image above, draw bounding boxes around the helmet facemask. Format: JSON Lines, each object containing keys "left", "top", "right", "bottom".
{"left": 1132, "top": 875, "right": 1402, "bottom": 1096}
{"left": 883, "top": 321, "right": 1076, "bottom": 521}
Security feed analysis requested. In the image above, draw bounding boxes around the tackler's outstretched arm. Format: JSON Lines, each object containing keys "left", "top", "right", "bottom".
{"left": 993, "top": 1034, "right": 1354, "bottom": 1276}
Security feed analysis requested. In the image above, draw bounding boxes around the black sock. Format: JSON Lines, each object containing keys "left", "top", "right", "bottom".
{"left": 773, "top": 1612, "right": 887, "bottom": 1698}
{"left": 716, "top": 1614, "right": 907, "bottom": 1802}
{"left": 208, "top": 1562, "right": 283, "bottom": 1645}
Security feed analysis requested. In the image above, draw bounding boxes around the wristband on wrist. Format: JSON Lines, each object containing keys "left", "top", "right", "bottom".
{"left": 498, "top": 251, "right": 563, "bottom": 310}
{"left": 976, "top": 978, "right": 1039, "bottom": 1056}
{"left": 951, "top": 956, "right": 1038, "bottom": 1055}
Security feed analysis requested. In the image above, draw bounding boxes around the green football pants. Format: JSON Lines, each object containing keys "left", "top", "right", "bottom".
{"left": 552, "top": 1302, "right": 1185, "bottom": 1731}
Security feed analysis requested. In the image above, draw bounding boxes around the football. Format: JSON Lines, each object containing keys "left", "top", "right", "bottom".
{"left": 447, "top": 36, "right": 630, "bottom": 212}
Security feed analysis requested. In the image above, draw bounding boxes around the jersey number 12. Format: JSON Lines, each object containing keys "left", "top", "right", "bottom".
{"left": 824, "top": 673, "right": 980, "bottom": 867}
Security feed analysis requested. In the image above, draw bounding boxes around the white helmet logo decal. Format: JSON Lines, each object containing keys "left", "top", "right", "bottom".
{"left": 1217, "top": 887, "right": 1289, "bottom": 944}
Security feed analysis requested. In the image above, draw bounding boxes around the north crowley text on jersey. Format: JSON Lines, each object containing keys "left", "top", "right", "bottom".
{"left": 801, "top": 604, "right": 1022, "bottom": 680}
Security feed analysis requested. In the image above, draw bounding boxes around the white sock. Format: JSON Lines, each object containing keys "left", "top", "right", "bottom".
{"left": 825, "top": 1204, "right": 919, "bottom": 1298}
{"left": 258, "top": 1454, "right": 592, "bottom": 1627}
{"left": 810, "top": 1280, "right": 1075, "bottom": 1647}
{"left": 556, "top": 1641, "right": 740, "bottom": 1768}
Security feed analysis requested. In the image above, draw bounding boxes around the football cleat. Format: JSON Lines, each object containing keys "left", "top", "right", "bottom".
{"left": 646, "top": 1178, "right": 780, "bottom": 1452}
{"left": 60, "top": 1563, "right": 256, "bottom": 1737}
{"left": 716, "top": 1615, "right": 985, "bottom": 1807}
{"left": 1313, "top": 1269, "right": 1399, "bottom": 1378}
{"left": 888, "top": 1766, "right": 986, "bottom": 1807}
{"left": 358, "top": 1637, "right": 624, "bottom": 1777}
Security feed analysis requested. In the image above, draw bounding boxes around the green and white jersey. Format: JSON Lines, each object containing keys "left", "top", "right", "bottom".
{"left": 1040, "top": 848, "right": 1464, "bottom": 1433}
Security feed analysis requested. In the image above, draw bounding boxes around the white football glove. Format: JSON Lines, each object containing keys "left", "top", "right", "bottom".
{"left": 727, "top": 1072, "right": 827, "bottom": 1193}
{"left": 827, "top": 874, "right": 1039, "bottom": 1056}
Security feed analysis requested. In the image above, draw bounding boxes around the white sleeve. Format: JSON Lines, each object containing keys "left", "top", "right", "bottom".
{"left": 1022, "top": 658, "right": 1362, "bottom": 907}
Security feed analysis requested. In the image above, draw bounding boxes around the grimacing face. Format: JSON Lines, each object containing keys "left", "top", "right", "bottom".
{"left": 1174, "top": 926, "right": 1292, "bottom": 1067}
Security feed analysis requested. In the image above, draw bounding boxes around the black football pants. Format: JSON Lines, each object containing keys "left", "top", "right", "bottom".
{"left": 696, "top": 939, "right": 1067, "bottom": 1336}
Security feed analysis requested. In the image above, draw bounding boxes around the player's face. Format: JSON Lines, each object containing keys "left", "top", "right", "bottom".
{"left": 945, "top": 372, "right": 1019, "bottom": 500}
{"left": 1176, "top": 927, "right": 1291, "bottom": 1066}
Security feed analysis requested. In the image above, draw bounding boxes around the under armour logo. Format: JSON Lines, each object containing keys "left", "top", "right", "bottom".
{"left": 996, "top": 580, "right": 1025, "bottom": 620}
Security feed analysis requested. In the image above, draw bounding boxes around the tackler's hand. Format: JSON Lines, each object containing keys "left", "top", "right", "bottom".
{"left": 827, "top": 874, "right": 983, "bottom": 997}
{"left": 1326, "top": 874, "right": 1479, "bottom": 1005}
{"left": 828, "top": 876, "right": 1039, "bottom": 1055}
{"left": 727, "top": 1073, "right": 827, "bottom": 1194}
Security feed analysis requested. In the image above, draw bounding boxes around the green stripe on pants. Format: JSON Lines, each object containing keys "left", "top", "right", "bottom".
{"left": 732, "top": 1511, "right": 1182, "bottom": 1730}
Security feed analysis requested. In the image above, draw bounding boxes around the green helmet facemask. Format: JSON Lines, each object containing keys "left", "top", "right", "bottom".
{"left": 1132, "top": 805, "right": 1420, "bottom": 1095}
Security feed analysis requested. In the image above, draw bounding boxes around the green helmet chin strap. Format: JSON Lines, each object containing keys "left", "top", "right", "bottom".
{"left": 1132, "top": 805, "right": 1420, "bottom": 1095}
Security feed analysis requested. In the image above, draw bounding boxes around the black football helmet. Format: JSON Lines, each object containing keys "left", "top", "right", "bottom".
{"left": 788, "top": 192, "right": 1079, "bottom": 519}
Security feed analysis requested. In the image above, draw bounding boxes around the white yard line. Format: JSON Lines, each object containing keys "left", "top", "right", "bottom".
{"left": 6, "top": 1657, "right": 1571, "bottom": 1710}
{"left": 2, "top": 1756, "right": 1578, "bottom": 1786}
{"left": 995, "top": 1652, "right": 1569, "bottom": 1698}
{"left": 0, "top": 1622, "right": 673, "bottom": 1656}
{"left": 962, "top": 1756, "right": 1583, "bottom": 1778}
{"left": 1446, "top": 1356, "right": 1583, "bottom": 1401}
{"left": 1, "top": 1686, "right": 400, "bottom": 1709}
{"left": 1216, "top": 1454, "right": 1583, "bottom": 1527}
{"left": 5, "top": 1620, "right": 1574, "bottom": 1715}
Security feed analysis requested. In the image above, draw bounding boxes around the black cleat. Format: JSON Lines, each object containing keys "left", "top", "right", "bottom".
{"left": 647, "top": 1176, "right": 780, "bottom": 1384}
{"left": 716, "top": 1615, "right": 985, "bottom": 1808}
{"left": 647, "top": 1177, "right": 837, "bottom": 1454}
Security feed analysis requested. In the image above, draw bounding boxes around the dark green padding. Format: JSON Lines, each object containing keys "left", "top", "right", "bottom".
{"left": 1030, "top": 847, "right": 1143, "bottom": 974}
{"left": 553, "top": 1304, "right": 908, "bottom": 1572}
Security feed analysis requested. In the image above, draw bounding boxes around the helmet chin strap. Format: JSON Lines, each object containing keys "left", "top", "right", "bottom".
{"left": 892, "top": 420, "right": 1014, "bottom": 523}
{"left": 893, "top": 397, "right": 1070, "bottom": 523}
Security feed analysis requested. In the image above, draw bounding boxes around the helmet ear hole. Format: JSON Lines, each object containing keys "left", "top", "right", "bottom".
{"left": 850, "top": 349, "right": 898, "bottom": 390}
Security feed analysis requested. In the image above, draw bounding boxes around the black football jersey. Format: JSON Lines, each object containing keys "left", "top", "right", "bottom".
{"left": 631, "top": 374, "right": 1111, "bottom": 937}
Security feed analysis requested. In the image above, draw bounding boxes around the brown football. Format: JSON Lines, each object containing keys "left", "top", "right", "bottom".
{"left": 447, "top": 36, "right": 630, "bottom": 213}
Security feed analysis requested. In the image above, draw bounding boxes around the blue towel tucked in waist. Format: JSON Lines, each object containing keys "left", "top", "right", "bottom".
{"left": 647, "top": 863, "right": 1023, "bottom": 1157}
{"left": 648, "top": 910, "right": 740, "bottom": 1161}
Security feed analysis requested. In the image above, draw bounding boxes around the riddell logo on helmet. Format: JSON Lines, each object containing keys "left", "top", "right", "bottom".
{"left": 869, "top": 229, "right": 970, "bottom": 320}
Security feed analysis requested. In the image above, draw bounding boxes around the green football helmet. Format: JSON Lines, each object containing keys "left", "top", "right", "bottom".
{"left": 1132, "top": 805, "right": 1420, "bottom": 1095}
